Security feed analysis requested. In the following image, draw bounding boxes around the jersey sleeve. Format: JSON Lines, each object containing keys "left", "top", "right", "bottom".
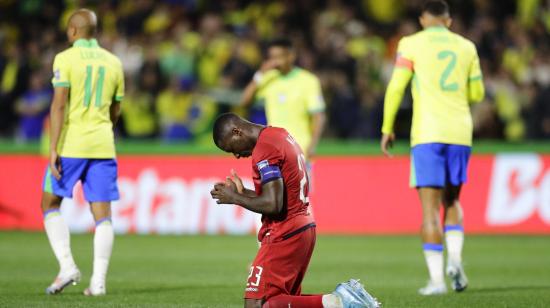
{"left": 252, "top": 141, "right": 284, "bottom": 185}
{"left": 467, "top": 44, "right": 485, "bottom": 103}
{"left": 114, "top": 62, "right": 125, "bottom": 102}
{"left": 394, "top": 37, "right": 414, "bottom": 71}
{"left": 381, "top": 37, "right": 414, "bottom": 134}
{"left": 51, "top": 54, "right": 70, "bottom": 88}
{"left": 306, "top": 76, "right": 326, "bottom": 114}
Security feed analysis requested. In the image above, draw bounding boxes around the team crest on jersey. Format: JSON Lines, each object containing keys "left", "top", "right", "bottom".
{"left": 278, "top": 93, "right": 286, "bottom": 103}
{"left": 256, "top": 160, "right": 269, "bottom": 170}
{"left": 54, "top": 69, "right": 60, "bottom": 80}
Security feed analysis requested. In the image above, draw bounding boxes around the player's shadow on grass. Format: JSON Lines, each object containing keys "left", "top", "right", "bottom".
{"left": 467, "top": 285, "right": 550, "bottom": 294}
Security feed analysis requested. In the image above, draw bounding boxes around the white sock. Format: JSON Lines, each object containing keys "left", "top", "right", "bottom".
{"left": 44, "top": 209, "right": 77, "bottom": 274}
{"left": 91, "top": 218, "right": 114, "bottom": 287}
{"left": 322, "top": 294, "right": 343, "bottom": 308}
{"left": 423, "top": 243, "right": 444, "bottom": 285}
{"left": 445, "top": 225, "right": 464, "bottom": 265}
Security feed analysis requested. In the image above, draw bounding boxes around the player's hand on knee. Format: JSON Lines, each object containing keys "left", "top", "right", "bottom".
{"left": 49, "top": 150, "right": 62, "bottom": 180}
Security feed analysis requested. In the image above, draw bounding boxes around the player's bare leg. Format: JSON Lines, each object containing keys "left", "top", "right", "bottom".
{"left": 442, "top": 185, "right": 468, "bottom": 292}
{"left": 417, "top": 187, "right": 447, "bottom": 295}
{"left": 84, "top": 202, "right": 114, "bottom": 296}
{"left": 42, "top": 192, "right": 80, "bottom": 294}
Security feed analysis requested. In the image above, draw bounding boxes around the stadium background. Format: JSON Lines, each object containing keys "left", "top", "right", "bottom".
{"left": 0, "top": 1, "right": 549, "bottom": 307}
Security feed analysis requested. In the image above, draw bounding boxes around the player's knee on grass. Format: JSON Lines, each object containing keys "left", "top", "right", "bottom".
{"left": 41, "top": 192, "right": 63, "bottom": 212}
{"left": 244, "top": 298, "right": 263, "bottom": 308}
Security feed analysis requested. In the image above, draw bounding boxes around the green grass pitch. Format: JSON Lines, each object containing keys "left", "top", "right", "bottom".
{"left": 1, "top": 232, "right": 549, "bottom": 307}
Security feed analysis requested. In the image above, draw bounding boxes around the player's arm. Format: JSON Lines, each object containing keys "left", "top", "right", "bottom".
{"left": 49, "top": 87, "right": 69, "bottom": 180}
{"left": 240, "top": 80, "right": 259, "bottom": 108}
{"left": 306, "top": 78, "right": 326, "bottom": 158}
{"left": 308, "top": 112, "right": 326, "bottom": 157}
{"left": 467, "top": 47, "right": 485, "bottom": 103}
{"left": 110, "top": 101, "right": 121, "bottom": 126}
{"left": 49, "top": 54, "right": 71, "bottom": 179}
{"left": 381, "top": 38, "right": 414, "bottom": 157}
{"left": 239, "top": 60, "right": 278, "bottom": 107}
{"left": 211, "top": 179, "right": 284, "bottom": 215}
{"left": 110, "top": 64, "right": 125, "bottom": 127}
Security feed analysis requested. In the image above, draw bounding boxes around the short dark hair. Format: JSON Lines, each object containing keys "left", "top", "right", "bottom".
{"left": 212, "top": 113, "right": 239, "bottom": 148}
{"left": 422, "top": 0, "right": 450, "bottom": 16}
{"left": 268, "top": 38, "right": 293, "bottom": 49}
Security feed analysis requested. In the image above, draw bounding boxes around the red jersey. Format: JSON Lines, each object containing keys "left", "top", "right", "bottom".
{"left": 251, "top": 127, "right": 315, "bottom": 242}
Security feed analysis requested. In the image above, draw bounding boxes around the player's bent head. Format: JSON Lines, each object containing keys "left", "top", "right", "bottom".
{"left": 420, "top": 0, "right": 451, "bottom": 28}
{"left": 212, "top": 113, "right": 254, "bottom": 158}
{"left": 67, "top": 8, "right": 98, "bottom": 42}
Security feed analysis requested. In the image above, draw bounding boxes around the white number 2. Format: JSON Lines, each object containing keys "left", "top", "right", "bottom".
{"left": 296, "top": 154, "right": 309, "bottom": 204}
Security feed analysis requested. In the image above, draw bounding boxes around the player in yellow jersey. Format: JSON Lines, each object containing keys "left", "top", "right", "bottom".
{"left": 41, "top": 9, "right": 124, "bottom": 296}
{"left": 240, "top": 38, "right": 326, "bottom": 160}
{"left": 381, "top": 0, "right": 484, "bottom": 296}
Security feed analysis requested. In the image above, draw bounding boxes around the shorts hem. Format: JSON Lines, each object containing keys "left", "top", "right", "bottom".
{"left": 86, "top": 196, "right": 119, "bottom": 203}
{"left": 44, "top": 189, "right": 72, "bottom": 198}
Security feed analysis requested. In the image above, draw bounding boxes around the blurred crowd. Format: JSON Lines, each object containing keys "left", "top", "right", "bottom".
{"left": 1, "top": 0, "right": 549, "bottom": 143}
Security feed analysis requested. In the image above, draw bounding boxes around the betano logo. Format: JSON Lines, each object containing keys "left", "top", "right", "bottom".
{"left": 61, "top": 169, "right": 261, "bottom": 234}
{"left": 486, "top": 154, "right": 550, "bottom": 225}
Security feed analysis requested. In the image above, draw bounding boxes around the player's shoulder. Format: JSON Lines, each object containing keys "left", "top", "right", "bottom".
{"left": 457, "top": 34, "right": 477, "bottom": 52}
{"left": 100, "top": 48, "right": 123, "bottom": 68}
{"left": 252, "top": 128, "right": 283, "bottom": 159}
{"left": 295, "top": 67, "right": 320, "bottom": 84}
{"left": 258, "top": 127, "right": 288, "bottom": 147}
{"left": 396, "top": 33, "right": 419, "bottom": 51}
{"left": 53, "top": 47, "right": 74, "bottom": 61}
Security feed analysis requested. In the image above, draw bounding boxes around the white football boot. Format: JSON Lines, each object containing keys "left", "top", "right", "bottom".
{"left": 45, "top": 267, "right": 81, "bottom": 294}
{"left": 446, "top": 262, "right": 468, "bottom": 292}
{"left": 418, "top": 281, "right": 447, "bottom": 296}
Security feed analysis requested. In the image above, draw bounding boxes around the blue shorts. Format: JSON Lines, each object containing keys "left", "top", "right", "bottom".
{"left": 43, "top": 157, "right": 119, "bottom": 202}
{"left": 410, "top": 143, "right": 471, "bottom": 188}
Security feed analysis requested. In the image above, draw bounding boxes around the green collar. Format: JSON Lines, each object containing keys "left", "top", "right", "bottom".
{"left": 73, "top": 38, "right": 99, "bottom": 48}
{"left": 280, "top": 67, "right": 300, "bottom": 79}
{"left": 425, "top": 25, "right": 449, "bottom": 32}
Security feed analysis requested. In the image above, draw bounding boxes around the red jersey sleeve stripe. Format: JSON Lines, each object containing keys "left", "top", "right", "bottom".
{"left": 395, "top": 56, "right": 413, "bottom": 71}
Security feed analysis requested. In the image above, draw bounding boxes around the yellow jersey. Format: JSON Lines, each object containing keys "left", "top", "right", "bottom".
{"left": 255, "top": 67, "right": 325, "bottom": 153}
{"left": 52, "top": 38, "right": 124, "bottom": 158}
{"left": 382, "top": 26, "right": 485, "bottom": 146}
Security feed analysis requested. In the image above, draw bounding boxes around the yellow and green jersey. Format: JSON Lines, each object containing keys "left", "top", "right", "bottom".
{"left": 52, "top": 38, "right": 124, "bottom": 158}
{"left": 255, "top": 67, "right": 325, "bottom": 154}
{"left": 382, "top": 26, "right": 485, "bottom": 146}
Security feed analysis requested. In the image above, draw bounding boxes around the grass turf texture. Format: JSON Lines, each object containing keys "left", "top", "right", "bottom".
{"left": 1, "top": 233, "right": 549, "bottom": 307}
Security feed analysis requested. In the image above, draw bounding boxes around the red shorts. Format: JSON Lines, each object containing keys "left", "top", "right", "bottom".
{"left": 244, "top": 225, "right": 316, "bottom": 301}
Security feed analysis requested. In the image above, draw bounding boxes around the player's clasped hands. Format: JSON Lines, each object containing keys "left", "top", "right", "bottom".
{"left": 210, "top": 169, "right": 242, "bottom": 205}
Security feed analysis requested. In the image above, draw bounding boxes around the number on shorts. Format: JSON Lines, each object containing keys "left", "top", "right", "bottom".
{"left": 247, "top": 266, "right": 263, "bottom": 287}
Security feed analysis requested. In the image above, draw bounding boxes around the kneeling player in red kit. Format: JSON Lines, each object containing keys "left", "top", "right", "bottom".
{"left": 210, "top": 113, "right": 380, "bottom": 308}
